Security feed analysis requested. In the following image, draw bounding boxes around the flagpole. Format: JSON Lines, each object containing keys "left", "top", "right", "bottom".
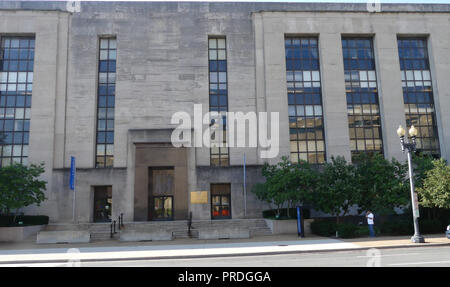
{"left": 70, "top": 156, "right": 76, "bottom": 223}
{"left": 243, "top": 153, "right": 247, "bottom": 218}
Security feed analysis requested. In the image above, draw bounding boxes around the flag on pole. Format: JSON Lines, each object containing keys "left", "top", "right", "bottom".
{"left": 70, "top": 156, "right": 76, "bottom": 191}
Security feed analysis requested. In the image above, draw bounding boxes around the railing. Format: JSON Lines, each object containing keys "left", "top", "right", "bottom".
{"left": 119, "top": 213, "right": 124, "bottom": 229}
{"left": 187, "top": 211, "right": 194, "bottom": 238}
{"left": 110, "top": 213, "right": 124, "bottom": 238}
{"left": 110, "top": 220, "right": 116, "bottom": 238}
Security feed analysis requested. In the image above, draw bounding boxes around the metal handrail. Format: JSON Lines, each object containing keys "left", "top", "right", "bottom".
{"left": 110, "top": 214, "right": 124, "bottom": 238}
{"left": 187, "top": 211, "right": 194, "bottom": 238}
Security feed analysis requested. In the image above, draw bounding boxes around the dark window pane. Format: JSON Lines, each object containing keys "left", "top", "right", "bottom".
{"left": 99, "top": 61, "right": 108, "bottom": 72}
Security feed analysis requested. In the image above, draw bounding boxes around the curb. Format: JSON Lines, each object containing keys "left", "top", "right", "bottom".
{"left": 0, "top": 242, "right": 448, "bottom": 265}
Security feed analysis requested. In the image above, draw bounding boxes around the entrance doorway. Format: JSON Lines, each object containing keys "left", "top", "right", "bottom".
{"left": 148, "top": 167, "right": 174, "bottom": 220}
{"left": 211, "top": 183, "right": 231, "bottom": 219}
{"left": 93, "top": 186, "right": 112, "bottom": 222}
{"left": 153, "top": 196, "right": 173, "bottom": 220}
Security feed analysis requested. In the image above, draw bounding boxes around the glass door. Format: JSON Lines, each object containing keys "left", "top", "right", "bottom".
{"left": 211, "top": 183, "right": 231, "bottom": 219}
{"left": 93, "top": 186, "right": 112, "bottom": 222}
{"left": 153, "top": 195, "right": 173, "bottom": 220}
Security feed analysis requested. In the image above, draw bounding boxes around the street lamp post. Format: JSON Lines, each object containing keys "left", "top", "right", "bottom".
{"left": 397, "top": 125, "right": 425, "bottom": 243}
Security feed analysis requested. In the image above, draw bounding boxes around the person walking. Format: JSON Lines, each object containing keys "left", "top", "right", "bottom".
{"left": 366, "top": 210, "right": 375, "bottom": 237}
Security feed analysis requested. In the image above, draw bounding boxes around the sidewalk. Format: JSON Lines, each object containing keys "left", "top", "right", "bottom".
{"left": 0, "top": 234, "right": 448, "bottom": 265}
{"left": 342, "top": 234, "right": 450, "bottom": 248}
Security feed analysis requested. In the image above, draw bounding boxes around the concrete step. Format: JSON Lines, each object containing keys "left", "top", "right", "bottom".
{"left": 90, "top": 232, "right": 119, "bottom": 241}
{"left": 45, "top": 219, "right": 273, "bottom": 241}
{"left": 172, "top": 229, "right": 199, "bottom": 239}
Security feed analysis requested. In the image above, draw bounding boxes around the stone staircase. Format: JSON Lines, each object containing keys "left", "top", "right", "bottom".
{"left": 44, "top": 218, "right": 272, "bottom": 242}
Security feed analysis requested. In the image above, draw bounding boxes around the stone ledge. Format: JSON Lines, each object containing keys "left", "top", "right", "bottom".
{"left": 0, "top": 225, "right": 45, "bottom": 242}
{"left": 119, "top": 230, "right": 173, "bottom": 242}
{"left": 265, "top": 219, "right": 314, "bottom": 235}
{"left": 36, "top": 230, "right": 90, "bottom": 244}
{"left": 198, "top": 227, "right": 250, "bottom": 240}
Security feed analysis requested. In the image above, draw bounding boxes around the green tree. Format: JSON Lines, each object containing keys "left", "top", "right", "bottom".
{"left": 287, "top": 160, "right": 319, "bottom": 214}
{"left": 353, "top": 153, "right": 409, "bottom": 215}
{"left": 253, "top": 156, "right": 319, "bottom": 218}
{"left": 259, "top": 157, "right": 291, "bottom": 217}
{"left": 0, "top": 163, "right": 47, "bottom": 222}
{"left": 412, "top": 153, "right": 434, "bottom": 189}
{"left": 314, "top": 156, "right": 357, "bottom": 224}
{"left": 417, "top": 159, "right": 450, "bottom": 213}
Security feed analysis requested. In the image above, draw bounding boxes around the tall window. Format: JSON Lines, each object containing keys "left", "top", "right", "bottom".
{"left": 398, "top": 38, "right": 440, "bottom": 156}
{"left": 0, "top": 37, "right": 34, "bottom": 167}
{"left": 95, "top": 38, "right": 116, "bottom": 168}
{"left": 285, "top": 37, "right": 325, "bottom": 164}
{"left": 208, "top": 37, "right": 229, "bottom": 166}
{"left": 342, "top": 38, "right": 383, "bottom": 161}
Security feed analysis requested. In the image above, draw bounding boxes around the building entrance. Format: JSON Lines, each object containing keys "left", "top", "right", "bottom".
{"left": 93, "top": 186, "right": 112, "bottom": 222}
{"left": 149, "top": 167, "right": 175, "bottom": 220}
{"left": 133, "top": 143, "right": 188, "bottom": 221}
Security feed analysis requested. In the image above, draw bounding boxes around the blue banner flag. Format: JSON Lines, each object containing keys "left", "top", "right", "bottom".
{"left": 70, "top": 156, "right": 76, "bottom": 190}
{"left": 297, "top": 206, "right": 303, "bottom": 238}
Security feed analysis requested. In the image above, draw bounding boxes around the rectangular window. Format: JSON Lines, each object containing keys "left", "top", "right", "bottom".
{"left": 398, "top": 38, "right": 440, "bottom": 156}
{"left": 0, "top": 37, "right": 34, "bottom": 167}
{"left": 96, "top": 38, "right": 116, "bottom": 168}
{"left": 208, "top": 37, "right": 229, "bottom": 166}
{"left": 342, "top": 38, "right": 383, "bottom": 161}
{"left": 211, "top": 183, "right": 231, "bottom": 219}
{"left": 285, "top": 37, "right": 325, "bottom": 164}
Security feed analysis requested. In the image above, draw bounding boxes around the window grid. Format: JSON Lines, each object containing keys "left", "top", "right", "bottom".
{"left": 0, "top": 37, "right": 34, "bottom": 167}
{"left": 95, "top": 38, "right": 116, "bottom": 168}
{"left": 285, "top": 37, "right": 326, "bottom": 164}
{"left": 342, "top": 38, "right": 383, "bottom": 161}
{"left": 398, "top": 38, "right": 440, "bottom": 156}
{"left": 208, "top": 37, "right": 229, "bottom": 167}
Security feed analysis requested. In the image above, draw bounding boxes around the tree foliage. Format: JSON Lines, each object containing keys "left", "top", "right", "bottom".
{"left": 0, "top": 163, "right": 47, "bottom": 217}
{"left": 417, "top": 159, "right": 450, "bottom": 209}
{"left": 252, "top": 154, "right": 412, "bottom": 222}
{"left": 412, "top": 153, "right": 435, "bottom": 189}
{"left": 252, "top": 156, "right": 318, "bottom": 218}
{"left": 353, "top": 153, "right": 409, "bottom": 215}
{"left": 314, "top": 156, "right": 358, "bottom": 223}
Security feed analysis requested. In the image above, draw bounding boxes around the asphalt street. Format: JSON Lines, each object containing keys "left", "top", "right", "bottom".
{"left": 6, "top": 245, "right": 450, "bottom": 267}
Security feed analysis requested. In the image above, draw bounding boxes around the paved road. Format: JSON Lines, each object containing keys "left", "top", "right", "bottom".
{"left": 6, "top": 246, "right": 450, "bottom": 267}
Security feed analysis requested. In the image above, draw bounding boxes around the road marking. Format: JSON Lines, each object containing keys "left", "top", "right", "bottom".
{"left": 389, "top": 260, "right": 450, "bottom": 266}
{"left": 356, "top": 253, "right": 419, "bottom": 258}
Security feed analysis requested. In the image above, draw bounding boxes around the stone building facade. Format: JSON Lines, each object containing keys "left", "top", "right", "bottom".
{"left": 0, "top": 1, "right": 449, "bottom": 223}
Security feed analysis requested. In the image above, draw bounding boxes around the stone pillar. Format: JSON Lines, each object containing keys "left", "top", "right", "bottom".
{"left": 320, "top": 33, "right": 351, "bottom": 162}
{"left": 374, "top": 33, "right": 405, "bottom": 161}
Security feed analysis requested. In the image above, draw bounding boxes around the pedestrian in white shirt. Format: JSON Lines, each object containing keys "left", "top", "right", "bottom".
{"left": 366, "top": 211, "right": 375, "bottom": 237}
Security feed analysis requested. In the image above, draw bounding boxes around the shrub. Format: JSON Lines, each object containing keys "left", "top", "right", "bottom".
{"left": 355, "top": 225, "right": 381, "bottom": 237}
{"left": 0, "top": 215, "right": 49, "bottom": 227}
{"left": 311, "top": 220, "right": 337, "bottom": 237}
{"left": 420, "top": 219, "right": 446, "bottom": 234}
{"left": 355, "top": 225, "right": 370, "bottom": 237}
{"left": 311, "top": 221, "right": 373, "bottom": 238}
{"left": 336, "top": 223, "right": 359, "bottom": 238}
{"left": 380, "top": 220, "right": 413, "bottom": 235}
